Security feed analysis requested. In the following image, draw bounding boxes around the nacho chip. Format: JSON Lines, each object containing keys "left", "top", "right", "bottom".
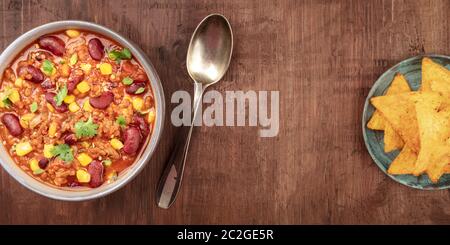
{"left": 368, "top": 74, "right": 410, "bottom": 151}
{"left": 367, "top": 111, "right": 385, "bottom": 130}
{"left": 384, "top": 123, "right": 404, "bottom": 152}
{"left": 431, "top": 79, "right": 450, "bottom": 92}
{"left": 412, "top": 92, "right": 450, "bottom": 182}
{"left": 421, "top": 57, "right": 450, "bottom": 92}
{"left": 388, "top": 144, "right": 416, "bottom": 175}
{"left": 370, "top": 92, "right": 420, "bottom": 152}
{"left": 388, "top": 143, "right": 450, "bottom": 175}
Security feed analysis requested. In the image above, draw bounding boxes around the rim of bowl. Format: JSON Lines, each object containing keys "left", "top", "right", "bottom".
{"left": 0, "top": 20, "right": 165, "bottom": 201}
{"left": 362, "top": 53, "right": 450, "bottom": 190}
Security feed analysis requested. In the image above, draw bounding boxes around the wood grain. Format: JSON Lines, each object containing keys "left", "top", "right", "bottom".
{"left": 1, "top": 0, "right": 450, "bottom": 224}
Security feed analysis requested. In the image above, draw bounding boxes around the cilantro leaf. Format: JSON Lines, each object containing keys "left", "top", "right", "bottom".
{"left": 75, "top": 117, "right": 98, "bottom": 138}
{"left": 42, "top": 60, "right": 55, "bottom": 76}
{"left": 54, "top": 84, "right": 67, "bottom": 106}
{"left": 116, "top": 115, "right": 126, "bottom": 127}
{"left": 2, "top": 97, "right": 11, "bottom": 108}
{"left": 122, "top": 77, "right": 133, "bottom": 85}
{"left": 135, "top": 87, "right": 145, "bottom": 94}
{"left": 51, "top": 144, "right": 74, "bottom": 162}
{"left": 30, "top": 102, "right": 38, "bottom": 113}
{"left": 108, "top": 48, "right": 132, "bottom": 62}
{"left": 121, "top": 48, "right": 131, "bottom": 59}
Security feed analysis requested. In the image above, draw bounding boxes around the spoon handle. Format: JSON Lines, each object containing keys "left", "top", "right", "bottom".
{"left": 156, "top": 83, "right": 204, "bottom": 209}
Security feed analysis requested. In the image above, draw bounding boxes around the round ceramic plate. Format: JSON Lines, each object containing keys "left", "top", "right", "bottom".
{"left": 362, "top": 54, "right": 450, "bottom": 190}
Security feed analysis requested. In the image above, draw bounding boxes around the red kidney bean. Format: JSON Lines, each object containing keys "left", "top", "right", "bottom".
{"left": 88, "top": 38, "right": 104, "bottom": 61}
{"left": 38, "top": 158, "right": 49, "bottom": 169}
{"left": 121, "top": 61, "right": 136, "bottom": 73}
{"left": 1, "top": 113, "right": 23, "bottom": 137}
{"left": 38, "top": 36, "right": 65, "bottom": 56}
{"left": 89, "top": 91, "right": 114, "bottom": 109}
{"left": 67, "top": 69, "right": 84, "bottom": 92}
{"left": 88, "top": 160, "right": 104, "bottom": 188}
{"left": 41, "top": 78, "right": 55, "bottom": 89}
{"left": 17, "top": 65, "right": 44, "bottom": 83}
{"left": 132, "top": 114, "right": 149, "bottom": 138}
{"left": 125, "top": 81, "right": 146, "bottom": 95}
{"left": 66, "top": 175, "right": 80, "bottom": 187}
{"left": 45, "top": 92, "right": 68, "bottom": 113}
{"left": 62, "top": 133, "right": 77, "bottom": 145}
{"left": 123, "top": 126, "right": 142, "bottom": 155}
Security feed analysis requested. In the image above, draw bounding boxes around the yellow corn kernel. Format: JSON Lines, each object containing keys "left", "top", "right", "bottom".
{"left": 44, "top": 144, "right": 54, "bottom": 158}
{"left": 16, "top": 142, "right": 33, "bottom": 156}
{"left": 20, "top": 113, "right": 35, "bottom": 128}
{"left": 48, "top": 122, "right": 57, "bottom": 138}
{"left": 80, "top": 63, "right": 92, "bottom": 73}
{"left": 15, "top": 78, "right": 23, "bottom": 88}
{"left": 76, "top": 169, "right": 91, "bottom": 183}
{"left": 83, "top": 99, "right": 93, "bottom": 112}
{"left": 76, "top": 81, "right": 90, "bottom": 93}
{"left": 110, "top": 138, "right": 124, "bottom": 150}
{"left": 8, "top": 89, "right": 20, "bottom": 104}
{"left": 147, "top": 109, "right": 155, "bottom": 123}
{"left": 29, "top": 158, "right": 40, "bottom": 172}
{"left": 81, "top": 141, "right": 90, "bottom": 148}
{"left": 65, "top": 29, "right": 80, "bottom": 38}
{"left": 60, "top": 64, "right": 70, "bottom": 77}
{"left": 99, "top": 63, "right": 112, "bottom": 75}
{"left": 64, "top": 95, "right": 75, "bottom": 104}
{"left": 68, "top": 102, "right": 80, "bottom": 112}
{"left": 46, "top": 103, "right": 55, "bottom": 113}
{"left": 132, "top": 97, "right": 144, "bottom": 111}
{"left": 77, "top": 153, "right": 93, "bottom": 166}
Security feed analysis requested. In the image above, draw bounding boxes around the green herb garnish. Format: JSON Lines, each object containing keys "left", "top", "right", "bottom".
{"left": 135, "top": 87, "right": 145, "bottom": 94}
{"left": 116, "top": 115, "right": 126, "bottom": 127}
{"left": 2, "top": 97, "right": 11, "bottom": 108}
{"left": 122, "top": 77, "right": 133, "bottom": 85}
{"left": 42, "top": 60, "right": 55, "bottom": 76}
{"left": 54, "top": 84, "right": 67, "bottom": 106}
{"left": 108, "top": 48, "right": 132, "bottom": 62}
{"left": 50, "top": 144, "right": 74, "bottom": 162}
{"left": 30, "top": 102, "right": 38, "bottom": 113}
{"left": 74, "top": 116, "right": 98, "bottom": 138}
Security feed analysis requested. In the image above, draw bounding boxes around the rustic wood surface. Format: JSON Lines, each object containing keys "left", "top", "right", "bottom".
{"left": 1, "top": 0, "right": 450, "bottom": 224}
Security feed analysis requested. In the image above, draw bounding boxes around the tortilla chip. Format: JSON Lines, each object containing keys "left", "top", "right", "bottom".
{"left": 388, "top": 144, "right": 417, "bottom": 175}
{"left": 384, "top": 123, "right": 404, "bottom": 152}
{"left": 412, "top": 92, "right": 450, "bottom": 182}
{"left": 368, "top": 74, "right": 411, "bottom": 151}
{"left": 370, "top": 92, "right": 420, "bottom": 152}
{"left": 431, "top": 79, "right": 450, "bottom": 92}
{"left": 388, "top": 143, "right": 450, "bottom": 175}
{"left": 367, "top": 111, "right": 385, "bottom": 130}
{"left": 421, "top": 57, "right": 450, "bottom": 92}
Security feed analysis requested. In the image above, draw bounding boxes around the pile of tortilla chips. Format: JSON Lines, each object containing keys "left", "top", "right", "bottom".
{"left": 368, "top": 57, "right": 450, "bottom": 183}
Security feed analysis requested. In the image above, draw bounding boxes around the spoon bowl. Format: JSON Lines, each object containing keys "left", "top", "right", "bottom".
{"left": 187, "top": 14, "right": 233, "bottom": 85}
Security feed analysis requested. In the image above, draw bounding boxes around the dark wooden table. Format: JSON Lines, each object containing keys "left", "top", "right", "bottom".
{"left": 1, "top": 0, "right": 450, "bottom": 224}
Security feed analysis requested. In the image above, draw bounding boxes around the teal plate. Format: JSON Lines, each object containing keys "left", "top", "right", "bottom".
{"left": 362, "top": 54, "right": 450, "bottom": 190}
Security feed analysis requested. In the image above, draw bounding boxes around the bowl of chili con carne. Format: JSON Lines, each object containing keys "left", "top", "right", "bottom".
{"left": 0, "top": 20, "right": 165, "bottom": 201}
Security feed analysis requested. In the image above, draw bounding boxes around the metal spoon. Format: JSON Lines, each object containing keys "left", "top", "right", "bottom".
{"left": 156, "top": 14, "right": 233, "bottom": 209}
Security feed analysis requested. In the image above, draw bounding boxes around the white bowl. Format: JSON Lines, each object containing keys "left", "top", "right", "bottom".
{"left": 0, "top": 20, "right": 165, "bottom": 201}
